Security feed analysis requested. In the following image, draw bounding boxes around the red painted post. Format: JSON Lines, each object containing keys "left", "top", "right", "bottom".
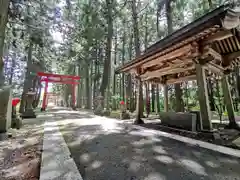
{"left": 41, "top": 80, "right": 48, "bottom": 111}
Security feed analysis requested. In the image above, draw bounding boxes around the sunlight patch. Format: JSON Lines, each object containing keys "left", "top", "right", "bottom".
{"left": 132, "top": 138, "right": 154, "bottom": 147}
{"left": 152, "top": 146, "right": 167, "bottom": 154}
{"left": 155, "top": 155, "right": 174, "bottom": 164}
{"left": 101, "top": 120, "right": 118, "bottom": 131}
{"left": 144, "top": 172, "right": 166, "bottom": 180}
{"left": 119, "top": 145, "right": 128, "bottom": 151}
{"left": 134, "top": 148, "right": 143, "bottom": 154}
{"left": 80, "top": 153, "right": 91, "bottom": 163}
{"left": 178, "top": 159, "right": 207, "bottom": 176}
{"left": 205, "top": 161, "right": 219, "bottom": 168}
{"left": 69, "top": 140, "right": 81, "bottom": 147}
{"left": 53, "top": 110, "right": 73, "bottom": 114}
{"left": 129, "top": 161, "right": 141, "bottom": 172}
{"left": 150, "top": 136, "right": 162, "bottom": 142}
{"left": 219, "top": 158, "right": 239, "bottom": 164}
{"left": 91, "top": 160, "right": 102, "bottom": 169}
{"left": 129, "top": 130, "right": 154, "bottom": 137}
{"left": 38, "top": 114, "right": 54, "bottom": 117}
{"left": 132, "top": 155, "right": 148, "bottom": 162}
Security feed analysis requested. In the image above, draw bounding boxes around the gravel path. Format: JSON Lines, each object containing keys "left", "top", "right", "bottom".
{"left": 54, "top": 109, "right": 240, "bottom": 180}
{"left": 0, "top": 114, "right": 45, "bottom": 180}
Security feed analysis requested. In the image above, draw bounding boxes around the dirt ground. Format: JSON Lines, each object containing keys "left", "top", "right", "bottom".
{"left": 0, "top": 117, "right": 44, "bottom": 180}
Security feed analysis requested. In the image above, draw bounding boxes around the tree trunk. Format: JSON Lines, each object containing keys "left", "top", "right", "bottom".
{"left": 99, "top": 0, "right": 113, "bottom": 98}
{"left": 85, "top": 62, "right": 91, "bottom": 109}
{"left": 207, "top": 0, "right": 213, "bottom": 9}
{"left": 93, "top": 59, "right": 97, "bottom": 101}
{"left": 134, "top": 78, "right": 144, "bottom": 124}
{"left": 165, "top": 0, "right": 183, "bottom": 112}
{"left": 89, "top": 60, "right": 93, "bottom": 109}
{"left": 127, "top": 33, "right": 134, "bottom": 112}
{"left": 156, "top": 0, "right": 164, "bottom": 113}
{"left": 156, "top": 84, "right": 160, "bottom": 113}
{"left": 9, "top": 52, "right": 16, "bottom": 85}
{"left": 145, "top": 82, "right": 150, "bottom": 116}
{"left": 151, "top": 84, "right": 156, "bottom": 112}
{"left": 33, "top": 85, "right": 41, "bottom": 108}
{"left": 184, "top": 82, "right": 189, "bottom": 111}
{"left": 126, "top": 74, "right": 132, "bottom": 110}
{"left": 19, "top": 40, "right": 34, "bottom": 113}
{"left": 77, "top": 64, "right": 82, "bottom": 108}
{"left": 207, "top": 79, "right": 215, "bottom": 111}
{"left": 163, "top": 0, "right": 172, "bottom": 112}
{"left": 112, "top": 36, "right": 117, "bottom": 110}
{"left": 132, "top": 0, "right": 144, "bottom": 123}
{"left": 157, "top": 0, "right": 165, "bottom": 38}
{"left": 175, "top": 84, "right": 183, "bottom": 112}
{"left": 121, "top": 23, "right": 126, "bottom": 101}
{"left": 64, "top": 85, "right": 70, "bottom": 107}
{"left": 0, "top": 0, "right": 10, "bottom": 87}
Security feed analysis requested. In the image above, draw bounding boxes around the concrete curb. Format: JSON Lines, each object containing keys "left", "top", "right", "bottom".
{"left": 39, "top": 121, "right": 83, "bottom": 180}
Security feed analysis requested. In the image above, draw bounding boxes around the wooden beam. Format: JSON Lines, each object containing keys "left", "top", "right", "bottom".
{"left": 129, "top": 68, "right": 139, "bottom": 76}
{"left": 141, "top": 65, "right": 195, "bottom": 81}
{"left": 166, "top": 75, "right": 196, "bottom": 84}
{"left": 141, "top": 44, "right": 193, "bottom": 69}
{"left": 203, "top": 30, "right": 233, "bottom": 45}
{"left": 204, "top": 62, "right": 224, "bottom": 74}
{"left": 224, "top": 51, "right": 240, "bottom": 61}
{"left": 202, "top": 47, "right": 222, "bottom": 61}
{"left": 141, "top": 61, "right": 194, "bottom": 79}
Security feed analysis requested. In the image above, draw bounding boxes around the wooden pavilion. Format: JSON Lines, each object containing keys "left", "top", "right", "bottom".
{"left": 116, "top": 4, "right": 240, "bottom": 130}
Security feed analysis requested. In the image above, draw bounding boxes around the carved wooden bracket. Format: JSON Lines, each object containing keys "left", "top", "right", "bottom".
{"left": 202, "top": 30, "right": 233, "bottom": 45}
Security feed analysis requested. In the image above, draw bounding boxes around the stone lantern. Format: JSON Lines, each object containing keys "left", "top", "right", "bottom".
{"left": 93, "top": 96, "right": 104, "bottom": 115}
{"left": 119, "top": 101, "right": 126, "bottom": 112}
{"left": 119, "top": 100, "right": 130, "bottom": 120}
{"left": 0, "top": 86, "right": 12, "bottom": 133}
{"left": 11, "top": 98, "right": 22, "bottom": 129}
{"left": 22, "top": 89, "right": 36, "bottom": 118}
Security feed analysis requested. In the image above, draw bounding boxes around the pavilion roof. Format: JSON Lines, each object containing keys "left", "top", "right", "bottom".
{"left": 116, "top": 4, "right": 240, "bottom": 84}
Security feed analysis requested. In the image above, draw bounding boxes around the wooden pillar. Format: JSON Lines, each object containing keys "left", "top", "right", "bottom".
{"left": 164, "top": 85, "right": 168, "bottom": 112}
{"left": 195, "top": 64, "right": 212, "bottom": 130}
{"left": 221, "top": 75, "right": 236, "bottom": 127}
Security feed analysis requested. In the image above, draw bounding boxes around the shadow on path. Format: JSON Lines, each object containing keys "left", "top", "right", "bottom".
{"left": 56, "top": 114, "right": 240, "bottom": 180}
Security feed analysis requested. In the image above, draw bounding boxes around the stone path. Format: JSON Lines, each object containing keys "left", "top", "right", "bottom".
{"left": 40, "top": 116, "right": 83, "bottom": 180}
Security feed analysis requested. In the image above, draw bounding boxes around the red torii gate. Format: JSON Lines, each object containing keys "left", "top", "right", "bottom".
{"left": 45, "top": 92, "right": 59, "bottom": 105}
{"left": 37, "top": 72, "right": 80, "bottom": 111}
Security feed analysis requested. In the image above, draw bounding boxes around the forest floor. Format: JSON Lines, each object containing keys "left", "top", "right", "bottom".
{"left": 0, "top": 114, "right": 45, "bottom": 180}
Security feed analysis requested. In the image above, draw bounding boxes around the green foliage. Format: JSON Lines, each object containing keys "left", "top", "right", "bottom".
{"left": 2, "top": 0, "right": 239, "bottom": 118}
